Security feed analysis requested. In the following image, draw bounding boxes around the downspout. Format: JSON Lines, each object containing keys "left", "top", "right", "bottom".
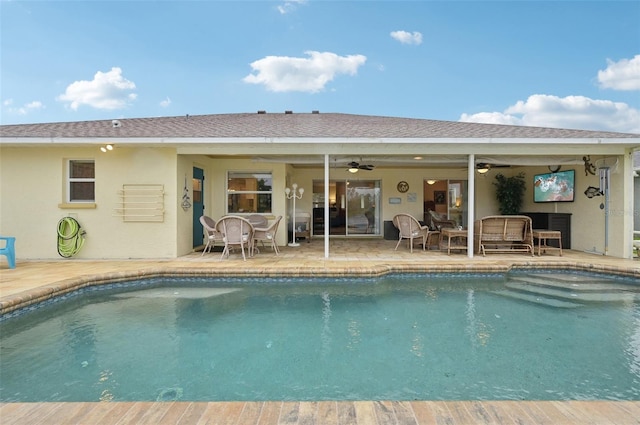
{"left": 467, "top": 154, "right": 475, "bottom": 258}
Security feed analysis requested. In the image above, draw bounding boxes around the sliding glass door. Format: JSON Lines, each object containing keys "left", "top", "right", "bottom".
{"left": 312, "top": 180, "right": 381, "bottom": 236}
{"left": 423, "top": 179, "right": 468, "bottom": 228}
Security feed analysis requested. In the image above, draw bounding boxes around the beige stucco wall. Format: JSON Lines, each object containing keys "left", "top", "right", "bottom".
{"left": 1, "top": 147, "right": 178, "bottom": 259}
{"left": 1, "top": 149, "right": 632, "bottom": 259}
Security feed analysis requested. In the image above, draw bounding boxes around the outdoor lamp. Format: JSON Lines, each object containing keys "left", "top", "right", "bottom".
{"left": 285, "top": 183, "right": 304, "bottom": 247}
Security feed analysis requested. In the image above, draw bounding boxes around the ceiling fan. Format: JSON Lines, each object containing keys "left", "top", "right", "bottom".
{"left": 476, "top": 163, "right": 510, "bottom": 174}
{"left": 347, "top": 159, "right": 375, "bottom": 173}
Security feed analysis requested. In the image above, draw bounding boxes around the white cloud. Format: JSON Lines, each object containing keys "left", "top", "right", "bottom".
{"left": 160, "top": 97, "right": 171, "bottom": 108}
{"left": 4, "top": 99, "right": 44, "bottom": 115}
{"left": 277, "top": 0, "right": 307, "bottom": 14}
{"left": 460, "top": 94, "right": 640, "bottom": 133}
{"left": 243, "top": 51, "right": 367, "bottom": 93}
{"left": 24, "top": 101, "right": 43, "bottom": 110}
{"left": 598, "top": 55, "right": 640, "bottom": 91}
{"left": 390, "top": 30, "right": 423, "bottom": 45}
{"left": 57, "top": 67, "right": 137, "bottom": 111}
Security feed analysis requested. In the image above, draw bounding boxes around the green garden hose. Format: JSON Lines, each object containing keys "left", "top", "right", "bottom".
{"left": 57, "top": 217, "right": 86, "bottom": 258}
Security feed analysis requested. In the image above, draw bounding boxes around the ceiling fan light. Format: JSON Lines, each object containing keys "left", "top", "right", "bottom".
{"left": 348, "top": 167, "right": 359, "bottom": 173}
{"left": 477, "top": 167, "right": 490, "bottom": 174}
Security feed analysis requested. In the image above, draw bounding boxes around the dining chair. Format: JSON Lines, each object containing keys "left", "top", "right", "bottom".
{"left": 246, "top": 214, "right": 268, "bottom": 228}
{"left": 199, "top": 216, "right": 221, "bottom": 256}
{"left": 215, "top": 216, "right": 254, "bottom": 261}
{"left": 253, "top": 216, "right": 282, "bottom": 256}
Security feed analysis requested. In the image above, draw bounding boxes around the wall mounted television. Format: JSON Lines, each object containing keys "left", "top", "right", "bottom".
{"left": 533, "top": 169, "right": 575, "bottom": 203}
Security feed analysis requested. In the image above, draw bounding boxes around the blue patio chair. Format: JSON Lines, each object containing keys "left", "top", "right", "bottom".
{"left": 0, "top": 236, "right": 16, "bottom": 269}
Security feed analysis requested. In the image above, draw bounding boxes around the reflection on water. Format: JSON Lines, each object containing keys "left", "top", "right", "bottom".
{"left": 1, "top": 273, "right": 639, "bottom": 402}
{"left": 625, "top": 305, "right": 640, "bottom": 380}
{"left": 321, "top": 291, "right": 332, "bottom": 356}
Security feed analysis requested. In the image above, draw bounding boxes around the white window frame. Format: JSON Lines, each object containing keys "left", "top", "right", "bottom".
{"left": 67, "top": 159, "right": 95, "bottom": 203}
{"left": 226, "top": 171, "right": 273, "bottom": 214}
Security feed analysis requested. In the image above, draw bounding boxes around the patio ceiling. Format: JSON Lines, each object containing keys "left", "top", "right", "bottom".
{"left": 246, "top": 154, "right": 587, "bottom": 168}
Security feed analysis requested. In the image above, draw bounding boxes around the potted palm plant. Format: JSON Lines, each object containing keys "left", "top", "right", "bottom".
{"left": 493, "top": 172, "right": 526, "bottom": 214}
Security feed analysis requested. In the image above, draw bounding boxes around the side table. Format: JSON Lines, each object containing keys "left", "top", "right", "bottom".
{"left": 440, "top": 228, "right": 467, "bottom": 255}
{"left": 532, "top": 229, "right": 563, "bottom": 256}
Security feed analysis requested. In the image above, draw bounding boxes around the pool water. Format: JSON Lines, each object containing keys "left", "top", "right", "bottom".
{"left": 1, "top": 272, "right": 639, "bottom": 402}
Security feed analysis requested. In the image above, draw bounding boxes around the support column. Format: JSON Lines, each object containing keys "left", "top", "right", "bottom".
{"left": 467, "top": 154, "right": 475, "bottom": 258}
{"left": 324, "top": 154, "right": 330, "bottom": 258}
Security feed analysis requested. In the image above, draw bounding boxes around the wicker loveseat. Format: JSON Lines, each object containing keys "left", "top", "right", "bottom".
{"left": 474, "top": 215, "right": 534, "bottom": 256}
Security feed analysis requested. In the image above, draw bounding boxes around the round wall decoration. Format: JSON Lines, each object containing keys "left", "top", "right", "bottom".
{"left": 397, "top": 181, "right": 409, "bottom": 193}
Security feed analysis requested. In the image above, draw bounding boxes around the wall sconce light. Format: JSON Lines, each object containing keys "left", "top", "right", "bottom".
{"left": 426, "top": 179, "right": 437, "bottom": 185}
{"left": 100, "top": 144, "right": 114, "bottom": 153}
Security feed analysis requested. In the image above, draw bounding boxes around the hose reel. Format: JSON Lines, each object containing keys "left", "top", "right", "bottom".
{"left": 57, "top": 217, "right": 86, "bottom": 258}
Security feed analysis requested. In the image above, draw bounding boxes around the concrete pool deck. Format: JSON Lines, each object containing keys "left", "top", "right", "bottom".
{"left": 1, "top": 239, "right": 639, "bottom": 424}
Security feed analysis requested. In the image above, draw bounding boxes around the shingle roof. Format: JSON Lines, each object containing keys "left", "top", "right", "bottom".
{"left": 1, "top": 112, "right": 637, "bottom": 139}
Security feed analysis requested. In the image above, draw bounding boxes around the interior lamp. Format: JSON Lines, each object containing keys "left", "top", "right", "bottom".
{"left": 348, "top": 167, "right": 359, "bottom": 173}
{"left": 426, "top": 179, "right": 437, "bottom": 185}
{"left": 476, "top": 166, "right": 490, "bottom": 174}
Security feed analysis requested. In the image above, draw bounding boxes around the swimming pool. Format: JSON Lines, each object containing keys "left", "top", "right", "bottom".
{"left": 1, "top": 271, "right": 639, "bottom": 402}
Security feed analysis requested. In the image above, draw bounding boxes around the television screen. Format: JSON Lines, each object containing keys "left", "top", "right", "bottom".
{"left": 533, "top": 169, "right": 575, "bottom": 202}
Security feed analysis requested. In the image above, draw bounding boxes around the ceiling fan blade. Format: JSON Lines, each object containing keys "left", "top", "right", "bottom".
{"left": 477, "top": 162, "right": 510, "bottom": 169}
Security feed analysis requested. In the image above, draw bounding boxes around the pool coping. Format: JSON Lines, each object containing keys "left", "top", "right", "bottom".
{"left": 2, "top": 260, "right": 638, "bottom": 316}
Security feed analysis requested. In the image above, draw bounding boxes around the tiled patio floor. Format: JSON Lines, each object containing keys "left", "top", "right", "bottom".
{"left": 1, "top": 239, "right": 639, "bottom": 424}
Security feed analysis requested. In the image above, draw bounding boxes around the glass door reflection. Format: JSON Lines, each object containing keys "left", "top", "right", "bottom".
{"left": 312, "top": 180, "right": 380, "bottom": 236}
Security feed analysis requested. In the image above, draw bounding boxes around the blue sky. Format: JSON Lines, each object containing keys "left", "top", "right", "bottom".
{"left": 1, "top": 0, "right": 639, "bottom": 132}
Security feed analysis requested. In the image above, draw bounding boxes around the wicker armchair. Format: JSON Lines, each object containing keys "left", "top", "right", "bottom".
{"left": 392, "top": 214, "right": 429, "bottom": 253}
{"left": 427, "top": 210, "right": 457, "bottom": 230}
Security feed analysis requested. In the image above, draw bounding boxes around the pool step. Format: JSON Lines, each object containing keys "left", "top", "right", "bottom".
{"left": 511, "top": 274, "right": 638, "bottom": 292}
{"left": 492, "top": 289, "right": 583, "bottom": 308}
{"left": 505, "top": 281, "right": 639, "bottom": 303}
{"left": 494, "top": 273, "right": 639, "bottom": 307}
